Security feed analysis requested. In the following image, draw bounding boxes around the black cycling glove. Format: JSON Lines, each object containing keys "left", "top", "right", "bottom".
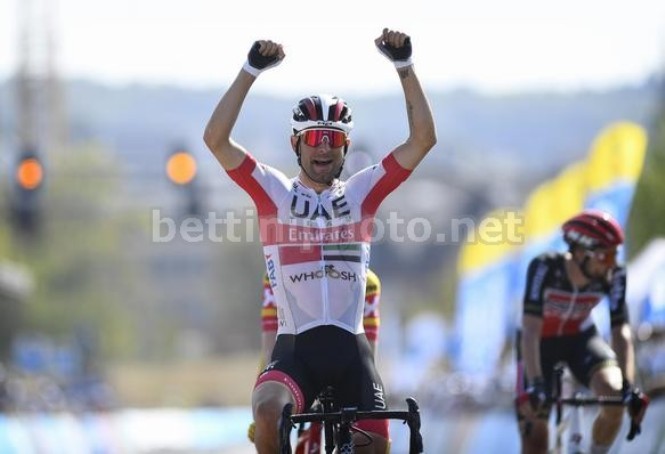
{"left": 622, "top": 380, "right": 650, "bottom": 441}
{"left": 243, "top": 41, "right": 282, "bottom": 77}
{"left": 376, "top": 37, "right": 412, "bottom": 68}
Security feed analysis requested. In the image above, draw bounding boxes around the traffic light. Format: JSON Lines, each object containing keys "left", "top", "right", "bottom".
{"left": 10, "top": 150, "right": 45, "bottom": 236}
{"left": 165, "top": 148, "right": 202, "bottom": 216}
{"left": 166, "top": 151, "right": 197, "bottom": 186}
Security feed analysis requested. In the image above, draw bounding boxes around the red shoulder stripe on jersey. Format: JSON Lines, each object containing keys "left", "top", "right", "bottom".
{"left": 226, "top": 155, "right": 278, "bottom": 218}
{"left": 361, "top": 153, "right": 412, "bottom": 218}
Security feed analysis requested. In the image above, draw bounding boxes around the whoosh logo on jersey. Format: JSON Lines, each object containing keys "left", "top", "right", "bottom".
{"left": 289, "top": 265, "right": 358, "bottom": 283}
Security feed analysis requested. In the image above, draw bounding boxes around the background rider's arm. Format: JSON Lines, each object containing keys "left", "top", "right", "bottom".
{"left": 203, "top": 70, "right": 255, "bottom": 170}
{"left": 521, "top": 314, "right": 544, "bottom": 380}
{"left": 609, "top": 267, "right": 635, "bottom": 384}
{"left": 367, "top": 336, "right": 378, "bottom": 357}
{"left": 258, "top": 275, "right": 279, "bottom": 372}
{"left": 612, "top": 322, "right": 635, "bottom": 384}
{"left": 363, "top": 271, "right": 381, "bottom": 358}
{"left": 521, "top": 257, "right": 550, "bottom": 381}
{"left": 391, "top": 64, "right": 437, "bottom": 170}
{"left": 259, "top": 330, "right": 278, "bottom": 372}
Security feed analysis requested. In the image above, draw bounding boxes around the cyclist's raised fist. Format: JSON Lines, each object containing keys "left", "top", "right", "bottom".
{"left": 375, "top": 28, "right": 412, "bottom": 68}
{"left": 243, "top": 40, "right": 285, "bottom": 77}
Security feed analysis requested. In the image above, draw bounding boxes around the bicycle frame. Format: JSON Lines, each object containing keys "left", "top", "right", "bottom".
{"left": 278, "top": 389, "right": 423, "bottom": 454}
{"left": 549, "top": 364, "right": 624, "bottom": 454}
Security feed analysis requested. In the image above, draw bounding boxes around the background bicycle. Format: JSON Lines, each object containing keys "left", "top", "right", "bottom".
{"left": 548, "top": 364, "right": 648, "bottom": 454}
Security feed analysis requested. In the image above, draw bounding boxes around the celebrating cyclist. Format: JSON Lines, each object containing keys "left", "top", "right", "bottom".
{"left": 248, "top": 269, "right": 383, "bottom": 452}
{"left": 204, "top": 28, "right": 436, "bottom": 454}
{"left": 515, "top": 210, "right": 649, "bottom": 454}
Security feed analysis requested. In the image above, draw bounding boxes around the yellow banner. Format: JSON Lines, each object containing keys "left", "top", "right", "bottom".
{"left": 457, "top": 122, "right": 646, "bottom": 276}
{"left": 552, "top": 161, "right": 587, "bottom": 221}
{"left": 458, "top": 208, "right": 523, "bottom": 274}
{"left": 586, "top": 122, "right": 648, "bottom": 191}
{"left": 522, "top": 180, "right": 558, "bottom": 240}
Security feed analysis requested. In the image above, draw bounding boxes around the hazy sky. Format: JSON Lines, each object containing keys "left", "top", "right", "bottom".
{"left": 1, "top": 0, "right": 664, "bottom": 96}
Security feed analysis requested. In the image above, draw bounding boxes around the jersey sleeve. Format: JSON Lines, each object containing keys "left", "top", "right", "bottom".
{"left": 363, "top": 269, "right": 381, "bottom": 342}
{"left": 345, "top": 153, "right": 412, "bottom": 218}
{"left": 226, "top": 154, "right": 291, "bottom": 218}
{"left": 261, "top": 273, "right": 278, "bottom": 333}
{"left": 522, "top": 256, "right": 551, "bottom": 318}
{"left": 608, "top": 266, "right": 629, "bottom": 328}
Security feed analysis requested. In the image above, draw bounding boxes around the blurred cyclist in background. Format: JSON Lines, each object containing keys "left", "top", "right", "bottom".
{"left": 516, "top": 210, "right": 649, "bottom": 454}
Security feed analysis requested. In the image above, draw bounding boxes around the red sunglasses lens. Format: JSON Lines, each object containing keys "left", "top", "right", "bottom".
{"left": 301, "top": 129, "right": 346, "bottom": 148}
{"left": 595, "top": 249, "right": 617, "bottom": 266}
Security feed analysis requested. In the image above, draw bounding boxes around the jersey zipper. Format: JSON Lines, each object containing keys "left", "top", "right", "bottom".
{"left": 558, "top": 285, "right": 578, "bottom": 336}
{"left": 316, "top": 195, "right": 330, "bottom": 324}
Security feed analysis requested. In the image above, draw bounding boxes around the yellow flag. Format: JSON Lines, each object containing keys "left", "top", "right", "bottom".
{"left": 586, "top": 122, "right": 647, "bottom": 191}
{"left": 523, "top": 180, "right": 559, "bottom": 240}
{"left": 458, "top": 208, "right": 523, "bottom": 274}
{"left": 551, "top": 162, "right": 587, "bottom": 221}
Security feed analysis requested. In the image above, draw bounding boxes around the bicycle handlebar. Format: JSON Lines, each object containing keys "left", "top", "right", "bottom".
{"left": 547, "top": 396, "right": 625, "bottom": 406}
{"left": 281, "top": 397, "right": 423, "bottom": 453}
{"left": 289, "top": 408, "right": 418, "bottom": 424}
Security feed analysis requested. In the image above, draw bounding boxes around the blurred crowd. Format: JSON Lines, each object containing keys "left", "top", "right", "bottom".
{"left": 0, "top": 331, "right": 115, "bottom": 413}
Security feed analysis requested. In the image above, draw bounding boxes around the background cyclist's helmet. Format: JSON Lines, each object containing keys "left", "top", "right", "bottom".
{"left": 291, "top": 94, "right": 354, "bottom": 135}
{"left": 562, "top": 210, "right": 624, "bottom": 250}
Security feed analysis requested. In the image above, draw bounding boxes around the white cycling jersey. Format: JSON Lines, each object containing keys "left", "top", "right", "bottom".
{"left": 228, "top": 152, "right": 411, "bottom": 335}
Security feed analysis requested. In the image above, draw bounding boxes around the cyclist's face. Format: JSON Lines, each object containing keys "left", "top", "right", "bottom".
{"left": 293, "top": 133, "right": 348, "bottom": 186}
{"left": 584, "top": 247, "right": 618, "bottom": 277}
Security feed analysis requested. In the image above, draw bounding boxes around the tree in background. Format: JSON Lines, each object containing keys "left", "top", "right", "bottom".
{"left": 629, "top": 76, "right": 665, "bottom": 256}
{"left": 0, "top": 144, "right": 142, "bottom": 360}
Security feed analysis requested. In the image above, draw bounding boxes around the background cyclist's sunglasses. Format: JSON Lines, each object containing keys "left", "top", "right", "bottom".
{"left": 299, "top": 129, "right": 347, "bottom": 148}
{"left": 587, "top": 248, "right": 617, "bottom": 266}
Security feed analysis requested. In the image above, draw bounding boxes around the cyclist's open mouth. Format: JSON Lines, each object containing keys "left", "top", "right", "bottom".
{"left": 312, "top": 158, "right": 333, "bottom": 172}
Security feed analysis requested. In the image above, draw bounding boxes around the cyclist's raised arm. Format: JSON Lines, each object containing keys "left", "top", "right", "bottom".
{"left": 375, "top": 28, "right": 436, "bottom": 170}
{"left": 203, "top": 40, "right": 285, "bottom": 170}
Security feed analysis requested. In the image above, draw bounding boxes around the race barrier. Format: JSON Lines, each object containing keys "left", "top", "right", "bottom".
{"left": 0, "top": 400, "right": 662, "bottom": 453}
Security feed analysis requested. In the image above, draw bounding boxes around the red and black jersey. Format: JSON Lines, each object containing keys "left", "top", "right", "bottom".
{"left": 522, "top": 253, "right": 628, "bottom": 337}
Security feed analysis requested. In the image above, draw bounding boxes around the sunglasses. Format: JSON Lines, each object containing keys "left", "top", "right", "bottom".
{"left": 299, "top": 129, "right": 347, "bottom": 148}
{"left": 586, "top": 248, "right": 618, "bottom": 266}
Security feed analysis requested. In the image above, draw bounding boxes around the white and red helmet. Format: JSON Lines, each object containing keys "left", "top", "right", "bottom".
{"left": 562, "top": 210, "right": 625, "bottom": 250}
{"left": 291, "top": 94, "right": 354, "bottom": 135}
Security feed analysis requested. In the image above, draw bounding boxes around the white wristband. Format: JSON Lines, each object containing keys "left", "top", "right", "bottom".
{"left": 394, "top": 58, "right": 413, "bottom": 69}
{"left": 242, "top": 61, "right": 261, "bottom": 77}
